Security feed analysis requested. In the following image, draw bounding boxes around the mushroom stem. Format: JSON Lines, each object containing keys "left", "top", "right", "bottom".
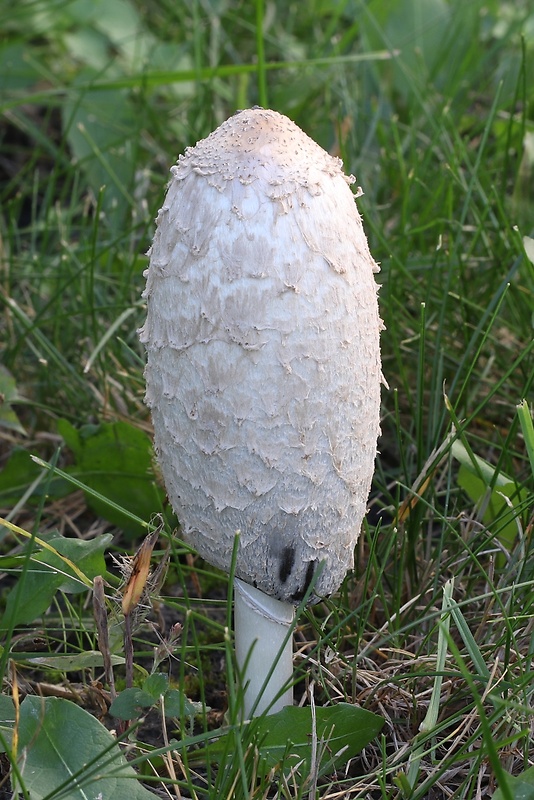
{"left": 234, "top": 578, "right": 294, "bottom": 717}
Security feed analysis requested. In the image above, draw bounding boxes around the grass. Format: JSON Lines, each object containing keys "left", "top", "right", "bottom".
{"left": 1, "top": 0, "right": 533, "bottom": 797}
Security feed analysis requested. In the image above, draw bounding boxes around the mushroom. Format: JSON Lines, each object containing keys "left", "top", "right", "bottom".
{"left": 140, "top": 108, "right": 382, "bottom": 718}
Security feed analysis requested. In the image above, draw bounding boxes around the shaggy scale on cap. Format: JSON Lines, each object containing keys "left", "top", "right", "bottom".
{"left": 140, "top": 108, "right": 382, "bottom": 604}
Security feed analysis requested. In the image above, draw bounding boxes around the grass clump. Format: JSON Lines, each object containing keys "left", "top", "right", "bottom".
{"left": 1, "top": 0, "right": 533, "bottom": 798}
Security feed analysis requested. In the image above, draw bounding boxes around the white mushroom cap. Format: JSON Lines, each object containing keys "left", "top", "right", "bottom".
{"left": 140, "top": 108, "right": 382, "bottom": 604}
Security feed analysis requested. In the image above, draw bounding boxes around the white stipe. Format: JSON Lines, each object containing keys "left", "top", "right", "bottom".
{"left": 234, "top": 578, "right": 294, "bottom": 717}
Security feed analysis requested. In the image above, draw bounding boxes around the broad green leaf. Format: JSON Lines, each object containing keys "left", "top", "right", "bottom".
{"left": 0, "top": 694, "right": 15, "bottom": 752}
{"left": 90, "top": 0, "right": 150, "bottom": 63}
{"left": 58, "top": 419, "right": 169, "bottom": 537}
{"left": 109, "top": 676, "right": 201, "bottom": 721}
{"left": 0, "top": 41, "right": 42, "bottom": 93}
{"left": 360, "top": 0, "right": 460, "bottom": 101}
{"left": 492, "top": 766, "right": 534, "bottom": 800}
{"left": 64, "top": 27, "right": 111, "bottom": 70}
{"left": 143, "top": 672, "right": 169, "bottom": 700}
{"left": 14, "top": 696, "right": 155, "bottom": 800}
{"left": 0, "top": 448, "right": 71, "bottom": 509}
{"left": 0, "top": 533, "right": 112, "bottom": 629}
{"left": 109, "top": 688, "right": 157, "bottom": 719}
{"left": 32, "top": 533, "right": 112, "bottom": 594}
{"left": 384, "top": 0, "right": 451, "bottom": 73}
{"left": 62, "top": 74, "right": 137, "bottom": 232}
{"left": 22, "top": 652, "right": 125, "bottom": 671}
{"left": 1, "top": 564, "right": 61, "bottom": 630}
{"left": 163, "top": 689, "right": 203, "bottom": 719}
{"left": 451, "top": 441, "right": 527, "bottom": 551}
{"left": 258, "top": 704, "right": 383, "bottom": 776}
{"left": 206, "top": 703, "right": 383, "bottom": 778}
{"left": 452, "top": 440, "right": 516, "bottom": 487}
{"left": 0, "top": 366, "right": 25, "bottom": 435}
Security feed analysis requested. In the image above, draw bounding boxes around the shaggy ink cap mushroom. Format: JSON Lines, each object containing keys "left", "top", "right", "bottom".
{"left": 140, "top": 108, "right": 383, "bottom": 605}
